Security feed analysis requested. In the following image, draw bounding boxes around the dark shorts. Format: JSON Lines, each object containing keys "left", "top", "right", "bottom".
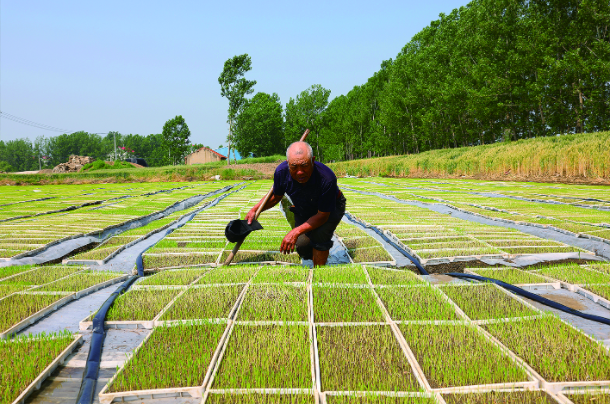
{"left": 292, "top": 194, "right": 346, "bottom": 259}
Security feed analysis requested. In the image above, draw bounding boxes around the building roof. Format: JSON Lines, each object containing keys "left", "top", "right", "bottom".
{"left": 194, "top": 147, "right": 226, "bottom": 159}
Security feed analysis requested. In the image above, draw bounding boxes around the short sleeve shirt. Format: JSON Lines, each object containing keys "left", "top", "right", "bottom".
{"left": 273, "top": 161, "right": 340, "bottom": 218}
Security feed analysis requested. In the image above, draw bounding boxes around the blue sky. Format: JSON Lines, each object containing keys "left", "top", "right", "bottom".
{"left": 1, "top": 0, "right": 467, "bottom": 148}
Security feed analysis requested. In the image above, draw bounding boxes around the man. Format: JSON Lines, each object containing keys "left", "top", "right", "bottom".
{"left": 246, "top": 141, "right": 346, "bottom": 266}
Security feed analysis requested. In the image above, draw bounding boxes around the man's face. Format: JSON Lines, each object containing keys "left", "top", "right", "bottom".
{"left": 288, "top": 155, "right": 315, "bottom": 184}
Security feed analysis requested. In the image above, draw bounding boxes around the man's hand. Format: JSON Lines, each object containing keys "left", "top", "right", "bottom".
{"left": 245, "top": 207, "right": 257, "bottom": 224}
{"left": 280, "top": 228, "right": 301, "bottom": 254}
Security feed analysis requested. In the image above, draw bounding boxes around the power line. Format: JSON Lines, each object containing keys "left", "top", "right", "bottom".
{"left": 0, "top": 111, "right": 107, "bottom": 135}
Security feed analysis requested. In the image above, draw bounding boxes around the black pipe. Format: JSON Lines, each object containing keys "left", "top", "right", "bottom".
{"left": 446, "top": 272, "right": 610, "bottom": 326}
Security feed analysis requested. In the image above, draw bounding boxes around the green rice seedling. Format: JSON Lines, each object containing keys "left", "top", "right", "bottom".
{"left": 106, "top": 288, "right": 180, "bottom": 321}
{"left": 108, "top": 322, "right": 226, "bottom": 392}
{"left": 0, "top": 265, "right": 34, "bottom": 282}
{"left": 71, "top": 246, "right": 122, "bottom": 261}
{"left": 486, "top": 239, "right": 564, "bottom": 247}
{"left": 466, "top": 268, "right": 550, "bottom": 284}
{"left": 349, "top": 246, "right": 393, "bottom": 263}
{"left": 416, "top": 248, "right": 501, "bottom": 259}
{"left": 206, "top": 393, "right": 316, "bottom": 403}
{"left": 35, "top": 271, "right": 121, "bottom": 292}
{"left": 197, "top": 266, "right": 259, "bottom": 284}
{"left": 0, "top": 293, "right": 67, "bottom": 333}
{"left": 442, "top": 391, "right": 557, "bottom": 404}
{"left": 252, "top": 267, "right": 309, "bottom": 284}
{"left": 342, "top": 237, "right": 382, "bottom": 249}
{"left": 161, "top": 285, "right": 243, "bottom": 320}
{"left": 501, "top": 246, "right": 583, "bottom": 254}
{"left": 220, "top": 250, "right": 301, "bottom": 264}
{"left": 313, "top": 265, "right": 368, "bottom": 284}
{"left": 589, "top": 261, "right": 610, "bottom": 274}
{"left": 317, "top": 325, "right": 419, "bottom": 391}
{"left": 0, "top": 330, "right": 73, "bottom": 404}
{"left": 313, "top": 286, "right": 384, "bottom": 323}
{"left": 213, "top": 325, "right": 310, "bottom": 388}
{"left": 565, "top": 392, "right": 610, "bottom": 404}
{"left": 484, "top": 316, "right": 610, "bottom": 381}
{"left": 138, "top": 269, "right": 207, "bottom": 286}
{"left": 326, "top": 396, "right": 436, "bottom": 404}
{"left": 0, "top": 266, "right": 83, "bottom": 286}
{"left": 376, "top": 286, "right": 459, "bottom": 321}
{"left": 534, "top": 263, "right": 610, "bottom": 284}
{"left": 238, "top": 285, "right": 308, "bottom": 321}
{"left": 584, "top": 284, "right": 610, "bottom": 301}
{"left": 367, "top": 267, "right": 424, "bottom": 285}
{"left": 409, "top": 241, "right": 488, "bottom": 250}
{"left": 0, "top": 284, "right": 29, "bottom": 299}
{"left": 440, "top": 284, "right": 537, "bottom": 320}
{"left": 400, "top": 323, "right": 528, "bottom": 387}
{"left": 142, "top": 252, "right": 220, "bottom": 269}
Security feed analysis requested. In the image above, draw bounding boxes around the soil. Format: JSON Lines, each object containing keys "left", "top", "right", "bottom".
{"left": 223, "top": 162, "right": 278, "bottom": 177}
{"left": 423, "top": 260, "right": 496, "bottom": 274}
{"left": 537, "top": 293, "right": 587, "bottom": 310}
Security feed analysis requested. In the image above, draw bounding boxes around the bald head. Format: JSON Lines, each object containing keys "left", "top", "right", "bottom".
{"left": 286, "top": 141, "right": 313, "bottom": 162}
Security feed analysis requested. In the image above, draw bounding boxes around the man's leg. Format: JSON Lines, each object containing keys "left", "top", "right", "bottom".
{"left": 312, "top": 248, "right": 329, "bottom": 267}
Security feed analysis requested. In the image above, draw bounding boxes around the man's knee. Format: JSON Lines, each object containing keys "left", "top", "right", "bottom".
{"left": 296, "top": 234, "right": 313, "bottom": 260}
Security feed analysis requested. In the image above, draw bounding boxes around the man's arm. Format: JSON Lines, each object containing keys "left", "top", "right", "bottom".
{"left": 280, "top": 210, "right": 330, "bottom": 254}
{"left": 246, "top": 192, "right": 283, "bottom": 224}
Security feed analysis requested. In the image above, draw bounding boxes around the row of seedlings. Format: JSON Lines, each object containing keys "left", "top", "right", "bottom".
{"left": 0, "top": 182, "right": 234, "bottom": 260}
{"left": 333, "top": 221, "right": 395, "bottom": 265}
{"left": 141, "top": 185, "right": 257, "bottom": 270}
{"left": 349, "top": 178, "right": 610, "bottom": 248}
{"left": 221, "top": 182, "right": 303, "bottom": 265}
{"left": 340, "top": 188, "right": 590, "bottom": 264}
{"left": 0, "top": 265, "right": 126, "bottom": 338}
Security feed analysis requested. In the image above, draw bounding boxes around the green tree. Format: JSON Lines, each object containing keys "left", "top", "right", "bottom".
{"left": 161, "top": 115, "right": 192, "bottom": 165}
{"left": 234, "top": 92, "right": 284, "bottom": 157}
{"left": 218, "top": 54, "right": 257, "bottom": 165}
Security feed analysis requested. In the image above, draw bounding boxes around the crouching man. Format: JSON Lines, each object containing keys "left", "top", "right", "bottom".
{"left": 246, "top": 141, "right": 346, "bottom": 266}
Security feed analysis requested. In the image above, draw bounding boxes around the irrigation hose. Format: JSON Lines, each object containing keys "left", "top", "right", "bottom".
{"left": 343, "top": 212, "right": 429, "bottom": 275}
{"left": 75, "top": 275, "right": 138, "bottom": 404}
{"left": 446, "top": 272, "right": 610, "bottom": 326}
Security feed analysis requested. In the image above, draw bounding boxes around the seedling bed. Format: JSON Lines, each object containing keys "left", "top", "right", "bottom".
{"left": 483, "top": 316, "right": 610, "bottom": 391}
{"left": 238, "top": 284, "right": 308, "bottom": 322}
{"left": 160, "top": 285, "right": 245, "bottom": 321}
{"left": 35, "top": 271, "right": 127, "bottom": 295}
{"left": 464, "top": 267, "right": 557, "bottom": 287}
{"left": 366, "top": 267, "right": 424, "bottom": 286}
{"left": 561, "top": 391, "right": 610, "bottom": 404}
{"left": 399, "top": 323, "right": 533, "bottom": 390}
{"left": 138, "top": 268, "right": 208, "bottom": 286}
{"left": 211, "top": 324, "right": 312, "bottom": 389}
{"left": 100, "top": 322, "right": 228, "bottom": 404}
{"left": 197, "top": 266, "right": 260, "bottom": 284}
{"left": 534, "top": 263, "right": 610, "bottom": 286}
{"left": 0, "top": 292, "right": 74, "bottom": 338}
{"left": 220, "top": 250, "right": 302, "bottom": 265}
{"left": 375, "top": 286, "right": 460, "bottom": 321}
{"left": 316, "top": 325, "right": 421, "bottom": 392}
{"left": 313, "top": 265, "right": 368, "bottom": 285}
{"left": 348, "top": 246, "right": 395, "bottom": 265}
{"left": 313, "top": 286, "right": 385, "bottom": 323}
{"left": 0, "top": 265, "right": 84, "bottom": 286}
{"left": 252, "top": 267, "right": 310, "bottom": 284}
{"left": 142, "top": 251, "right": 222, "bottom": 269}
{"left": 439, "top": 284, "right": 540, "bottom": 321}
{"left": 442, "top": 391, "right": 560, "bottom": 403}
{"left": 205, "top": 392, "right": 316, "bottom": 403}
{"left": 325, "top": 395, "right": 437, "bottom": 403}
{"left": 576, "top": 284, "right": 610, "bottom": 309}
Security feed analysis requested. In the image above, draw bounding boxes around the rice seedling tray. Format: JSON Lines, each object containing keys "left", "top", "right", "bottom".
{"left": 5, "top": 333, "right": 83, "bottom": 404}
{"left": 99, "top": 321, "right": 230, "bottom": 404}
{"left": 34, "top": 272, "right": 128, "bottom": 298}
{"left": 204, "top": 391, "right": 316, "bottom": 403}
{"left": 574, "top": 284, "right": 610, "bottom": 310}
{"left": 463, "top": 267, "right": 559, "bottom": 288}
{"left": 1, "top": 292, "right": 75, "bottom": 338}
{"left": 442, "top": 390, "right": 563, "bottom": 404}
{"left": 558, "top": 389, "right": 610, "bottom": 404}
{"left": 142, "top": 251, "right": 223, "bottom": 269}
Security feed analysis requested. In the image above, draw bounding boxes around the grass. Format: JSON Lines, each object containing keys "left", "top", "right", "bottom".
{"left": 366, "top": 267, "right": 424, "bottom": 286}
{"left": 206, "top": 393, "right": 315, "bottom": 403}
{"left": 484, "top": 316, "right": 610, "bottom": 381}
{"left": 313, "top": 286, "right": 385, "bottom": 323}
{"left": 238, "top": 285, "right": 308, "bottom": 322}
{"left": 326, "top": 396, "right": 436, "bottom": 403}
{"left": 107, "top": 322, "right": 226, "bottom": 392}
{"left": 317, "top": 325, "right": 420, "bottom": 391}
{"left": 161, "top": 285, "right": 244, "bottom": 320}
{"left": 0, "top": 293, "right": 67, "bottom": 333}
{"left": 138, "top": 269, "right": 207, "bottom": 285}
{"left": 534, "top": 263, "right": 610, "bottom": 284}
{"left": 375, "top": 286, "right": 459, "bottom": 321}
{"left": 36, "top": 271, "right": 122, "bottom": 292}
{"left": 465, "top": 268, "right": 550, "bottom": 284}
{"left": 213, "top": 325, "right": 311, "bottom": 389}
{"left": 0, "top": 331, "right": 73, "bottom": 404}
{"left": 399, "top": 324, "right": 528, "bottom": 388}
{"left": 197, "top": 266, "right": 259, "bottom": 284}
{"left": 440, "top": 284, "right": 538, "bottom": 320}
{"left": 313, "top": 265, "right": 368, "bottom": 284}
{"left": 442, "top": 392, "right": 557, "bottom": 404}
{"left": 106, "top": 288, "right": 180, "bottom": 321}
{"left": 252, "top": 267, "right": 309, "bottom": 284}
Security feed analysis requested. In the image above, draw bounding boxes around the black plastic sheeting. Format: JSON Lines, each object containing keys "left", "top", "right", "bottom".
{"left": 135, "top": 184, "right": 248, "bottom": 276}
{"left": 75, "top": 275, "right": 138, "bottom": 404}
{"left": 446, "top": 272, "right": 610, "bottom": 326}
{"left": 344, "top": 212, "right": 429, "bottom": 275}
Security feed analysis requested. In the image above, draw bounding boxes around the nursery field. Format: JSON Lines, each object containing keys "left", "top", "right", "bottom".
{"left": 0, "top": 178, "right": 610, "bottom": 404}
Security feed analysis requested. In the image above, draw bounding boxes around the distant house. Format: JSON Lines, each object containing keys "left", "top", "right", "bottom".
{"left": 214, "top": 147, "right": 245, "bottom": 161}
{"left": 184, "top": 147, "right": 227, "bottom": 165}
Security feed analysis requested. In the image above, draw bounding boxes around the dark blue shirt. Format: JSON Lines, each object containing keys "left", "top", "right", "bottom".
{"left": 273, "top": 161, "right": 340, "bottom": 218}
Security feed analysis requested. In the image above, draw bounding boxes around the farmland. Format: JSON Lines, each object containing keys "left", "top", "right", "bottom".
{"left": 0, "top": 178, "right": 609, "bottom": 404}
